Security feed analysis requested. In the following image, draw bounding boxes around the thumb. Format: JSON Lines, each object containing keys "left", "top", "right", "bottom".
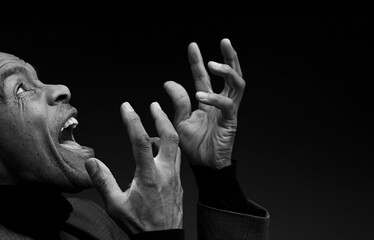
{"left": 85, "top": 158, "right": 122, "bottom": 203}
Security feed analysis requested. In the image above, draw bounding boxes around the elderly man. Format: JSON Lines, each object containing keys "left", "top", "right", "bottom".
{"left": 0, "top": 39, "right": 269, "bottom": 239}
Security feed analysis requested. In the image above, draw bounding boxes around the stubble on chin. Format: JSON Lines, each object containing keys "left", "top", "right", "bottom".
{"left": 59, "top": 168, "right": 94, "bottom": 193}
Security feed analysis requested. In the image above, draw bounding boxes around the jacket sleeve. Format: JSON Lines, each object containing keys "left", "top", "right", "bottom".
{"left": 191, "top": 160, "right": 270, "bottom": 240}
{"left": 131, "top": 229, "right": 184, "bottom": 240}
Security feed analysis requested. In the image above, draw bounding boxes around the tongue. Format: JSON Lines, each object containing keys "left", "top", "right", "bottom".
{"left": 60, "top": 140, "right": 82, "bottom": 150}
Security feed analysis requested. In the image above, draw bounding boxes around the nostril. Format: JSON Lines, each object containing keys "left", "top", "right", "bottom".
{"left": 46, "top": 84, "right": 71, "bottom": 105}
{"left": 55, "top": 94, "right": 69, "bottom": 103}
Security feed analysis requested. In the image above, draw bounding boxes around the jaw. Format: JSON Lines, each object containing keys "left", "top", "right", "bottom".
{"left": 57, "top": 143, "right": 95, "bottom": 170}
{"left": 53, "top": 141, "right": 95, "bottom": 191}
{"left": 46, "top": 122, "right": 96, "bottom": 191}
{"left": 36, "top": 106, "right": 98, "bottom": 191}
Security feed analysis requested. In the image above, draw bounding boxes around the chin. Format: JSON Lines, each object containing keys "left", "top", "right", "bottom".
{"left": 57, "top": 176, "right": 93, "bottom": 193}
{"left": 64, "top": 184, "right": 93, "bottom": 194}
{"left": 58, "top": 167, "right": 95, "bottom": 193}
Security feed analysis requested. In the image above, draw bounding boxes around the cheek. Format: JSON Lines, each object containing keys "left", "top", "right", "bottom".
{"left": 0, "top": 99, "right": 67, "bottom": 182}
{"left": 0, "top": 120, "right": 36, "bottom": 161}
{"left": 0, "top": 103, "right": 49, "bottom": 157}
{"left": 0, "top": 111, "right": 24, "bottom": 148}
{"left": 0, "top": 113, "right": 57, "bottom": 182}
{"left": 0, "top": 120, "right": 40, "bottom": 180}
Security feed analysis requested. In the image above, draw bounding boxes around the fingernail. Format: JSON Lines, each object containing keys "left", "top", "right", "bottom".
{"left": 210, "top": 62, "right": 222, "bottom": 68}
{"left": 122, "top": 102, "right": 134, "bottom": 111}
{"left": 196, "top": 92, "right": 208, "bottom": 100}
{"left": 85, "top": 158, "right": 98, "bottom": 176}
{"left": 152, "top": 102, "right": 161, "bottom": 110}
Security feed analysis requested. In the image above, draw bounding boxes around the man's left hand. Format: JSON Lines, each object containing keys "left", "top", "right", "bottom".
{"left": 164, "top": 38, "right": 245, "bottom": 169}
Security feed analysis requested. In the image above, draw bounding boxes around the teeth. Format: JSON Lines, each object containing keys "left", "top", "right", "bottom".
{"left": 71, "top": 117, "right": 78, "bottom": 126}
{"left": 61, "top": 117, "right": 79, "bottom": 131}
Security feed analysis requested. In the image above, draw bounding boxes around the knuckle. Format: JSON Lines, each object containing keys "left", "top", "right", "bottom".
{"left": 224, "top": 98, "right": 236, "bottom": 116}
{"left": 134, "top": 134, "right": 151, "bottom": 148}
{"left": 227, "top": 55, "right": 235, "bottom": 62}
{"left": 166, "top": 133, "right": 179, "bottom": 145}
{"left": 238, "top": 78, "right": 246, "bottom": 89}
{"left": 197, "top": 74, "right": 207, "bottom": 82}
{"left": 158, "top": 110, "right": 168, "bottom": 119}
{"left": 233, "top": 50, "right": 238, "bottom": 60}
{"left": 226, "top": 97, "right": 235, "bottom": 107}
{"left": 94, "top": 175, "right": 109, "bottom": 193}
{"left": 165, "top": 145, "right": 178, "bottom": 159}
{"left": 128, "top": 114, "right": 141, "bottom": 123}
{"left": 210, "top": 94, "right": 219, "bottom": 104}
{"left": 221, "top": 63, "right": 232, "bottom": 73}
{"left": 222, "top": 65, "right": 238, "bottom": 79}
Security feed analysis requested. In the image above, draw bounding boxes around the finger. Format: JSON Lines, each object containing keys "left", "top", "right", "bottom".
{"left": 120, "top": 102, "right": 154, "bottom": 168}
{"left": 188, "top": 42, "right": 213, "bottom": 93}
{"left": 175, "top": 147, "right": 181, "bottom": 178}
{"left": 220, "top": 38, "right": 243, "bottom": 77}
{"left": 150, "top": 102, "right": 179, "bottom": 162}
{"left": 85, "top": 158, "right": 122, "bottom": 204}
{"left": 208, "top": 61, "right": 246, "bottom": 102}
{"left": 196, "top": 91, "right": 236, "bottom": 120}
{"left": 164, "top": 81, "right": 191, "bottom": 126}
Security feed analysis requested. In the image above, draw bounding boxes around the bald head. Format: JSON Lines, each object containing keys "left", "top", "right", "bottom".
{"left": 0, "top": 51, "right": 94, "bottom": 192}
{"left": 0, "top": 52, "right": 20, "bottom": 67}
{"left": 0, "top": 53, "right": 27, "bottom": 99}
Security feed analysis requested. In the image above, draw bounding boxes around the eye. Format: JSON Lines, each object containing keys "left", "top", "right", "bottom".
{"left": 16, "top": 83, "right": 26, "bottom": 95}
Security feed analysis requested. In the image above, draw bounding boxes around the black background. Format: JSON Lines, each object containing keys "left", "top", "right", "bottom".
{"left": 1, "top": 2, "right": 373, "bottom": 239}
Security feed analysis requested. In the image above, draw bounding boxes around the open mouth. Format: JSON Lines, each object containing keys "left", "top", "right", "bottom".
{"left": 58, "top": 116, "right": 83, "bottom": 150}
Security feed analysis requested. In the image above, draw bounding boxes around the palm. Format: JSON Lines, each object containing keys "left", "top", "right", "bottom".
{"left": 177, "top": 106, "right": 236, "bottom": 168}
{"left": 164, "top": 39, "right": 245, "bottom": 169}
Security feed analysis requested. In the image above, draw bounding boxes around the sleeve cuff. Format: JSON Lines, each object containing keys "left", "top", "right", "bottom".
{"left": 191, "top": 159, "right": 265, "bottom": 216}
{"left": 197, "top": 200, "right": 270, "bottom": 240}
{"left": 131, "top": 229, "right": 184, "bottom": 240}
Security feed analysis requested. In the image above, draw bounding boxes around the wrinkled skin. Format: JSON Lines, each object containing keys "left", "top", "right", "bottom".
{"left": 0, "top": 52, "right": 95, "bottom": 192}
{"left": 86, "top": 102, "right": 183, "bottom": 234}
{"left": 0, "top": 37, "right": 243, "bottom": 234}
{"left": 0, "top": 52, "right": 183, "bottom": 234}
{"left": 164, "top": 39, "right": 245, "bottom": 169}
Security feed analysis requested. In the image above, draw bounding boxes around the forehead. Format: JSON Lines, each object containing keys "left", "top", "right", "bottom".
{"left": 0, "top": 52, "right": 21, "bottom": 65}
{"left": 1, "top": 52, "right": 26, "bottom": 69}
{"left": 0, "top": 52, "right": 36, "bottom": 79}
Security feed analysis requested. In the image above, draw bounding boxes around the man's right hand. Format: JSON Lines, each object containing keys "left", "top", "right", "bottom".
{"left": 85, "top": 102, "right": 183, "bottom": 235}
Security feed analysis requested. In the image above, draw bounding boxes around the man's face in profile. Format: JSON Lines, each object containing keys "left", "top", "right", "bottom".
{"left": 0, "top": 52, "right": 94, "bottom": 192}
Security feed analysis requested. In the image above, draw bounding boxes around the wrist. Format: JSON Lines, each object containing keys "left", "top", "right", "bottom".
{"left": 190, "top": 154, "right": 232, "bottom": 170}
{"left": 190, "top": 160, "right": 252, "bottom": 214}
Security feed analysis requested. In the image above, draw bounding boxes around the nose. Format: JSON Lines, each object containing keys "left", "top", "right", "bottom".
{"left": 46, "top": 84, "right": 71, "bottom": 105}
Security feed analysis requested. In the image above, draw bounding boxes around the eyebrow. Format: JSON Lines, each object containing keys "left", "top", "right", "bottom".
{"left": 0, "top": 66, "right": 29, "bottom": 100}
{"left": 0, "top": 66, "right": 33, "bottom": 90}
{"left": 0, "top": 66, "right": 28, "bottom": 83}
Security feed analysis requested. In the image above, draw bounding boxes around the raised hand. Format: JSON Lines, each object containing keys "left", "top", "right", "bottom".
{"left": 85, "top": 102, "right": 183, "bottom": 234}
{"left": 164, "top": 38, "right": 245, "bottom": 169}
